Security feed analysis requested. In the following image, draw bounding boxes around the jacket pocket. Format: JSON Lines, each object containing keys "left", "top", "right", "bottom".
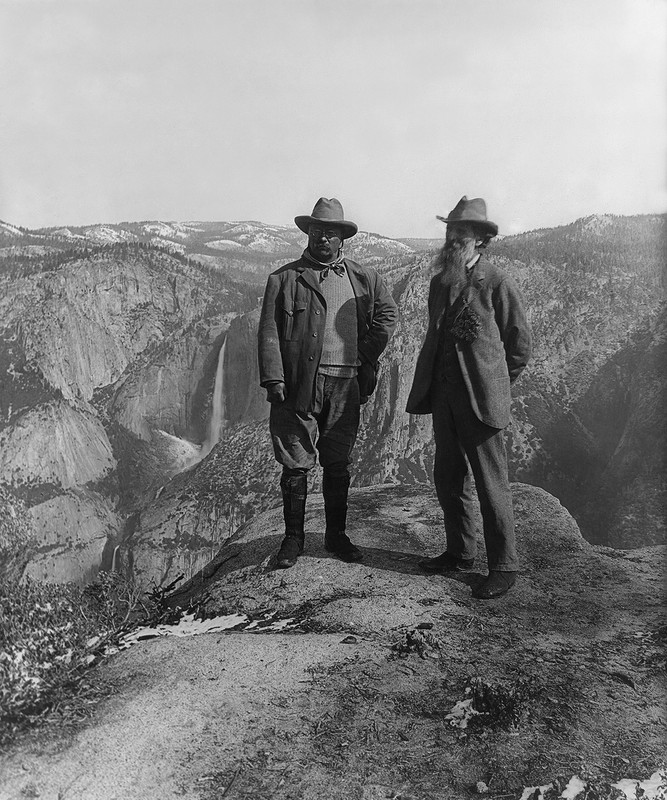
{"left": 283, "top": 306, "right": 295, "bottom": 340}
{"left": 285, "top": 303, "right": 307, "bottom": 341}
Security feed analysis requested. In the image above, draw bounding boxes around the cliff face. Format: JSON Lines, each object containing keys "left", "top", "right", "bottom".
{"left": 224, "top": 308, "right": 268, "bottom": 426}
{"left": 0, "top": 242, "right": 256, "bottom": 582}
{"left": 575, "top": 309, "right": 666, "bottom": 548}
{"left": 115, "top": 420, "right": 280, "bottom": 588}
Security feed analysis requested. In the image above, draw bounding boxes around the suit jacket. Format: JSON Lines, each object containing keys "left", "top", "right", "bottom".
{"left": 406, "top": 259, "right": 531, "bottom": 428}
{"left": 258, "top": 257, "right": 397, "bottom": 412}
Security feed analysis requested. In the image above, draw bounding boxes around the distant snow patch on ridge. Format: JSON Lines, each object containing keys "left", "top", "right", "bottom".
{"left": 0, "top": 221, "right": 23, "bottom": 237}
{"left": 578, "top": 214, "right": 614, "bottom": 233}
{"left": 0, "top": 245, "right": 56, "bottom": 258}
{"left": 140, "top": 221, "right": 201, "bottom": 239}
{"left": 207, "top": 239, "right": 244, "bottom": 250}
{"left": 52, "top": 228, "right": 85, "bottom": 240}
{"left": 150, "top": 237, "right": 186, "bottom": 254}
{"left": 83, "top": 226, "right": 136, "bottom": 244}
{"left": 353, "top": 232, "right": 414, "bottom": 254}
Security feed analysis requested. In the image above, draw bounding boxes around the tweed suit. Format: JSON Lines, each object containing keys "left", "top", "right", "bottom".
{"left": 406, "top": 258, "right": 531, "bottom": 570}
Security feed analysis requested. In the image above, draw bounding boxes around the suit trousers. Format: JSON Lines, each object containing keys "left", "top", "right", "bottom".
{"left": 269, "top": 373, "right": 360, "bottom": 477}
{"left": 431, "top": 372, "right": 519, "bottom": 572}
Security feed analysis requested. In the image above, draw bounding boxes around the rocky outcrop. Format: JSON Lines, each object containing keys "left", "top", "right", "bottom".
{"left": 116, "top": 420, "right": 280, "bottom": 588}
{"left": 0, "top": 400, "right": 115, "bottom": 493}
{"left": 26, "top": 489, "right": 120, "bottom": 584}
{"left": 0, "top": 399, "right": 119, "bottom": 584}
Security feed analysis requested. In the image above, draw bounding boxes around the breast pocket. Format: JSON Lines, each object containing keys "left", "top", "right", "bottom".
{"left": 283, "top": 302, "right": 307, "bottom": 341}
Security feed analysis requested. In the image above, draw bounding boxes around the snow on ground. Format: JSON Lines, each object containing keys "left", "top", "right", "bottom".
{"left": 118, "top": 611, "right": 297, "bottom": 648}
{"left": 519, "top": 770, "right": 667, "bottom": 800}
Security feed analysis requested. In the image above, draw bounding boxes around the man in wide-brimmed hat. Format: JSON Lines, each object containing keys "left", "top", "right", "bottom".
{"left": 407, "top": 196, "right": 532, "bottom": 599}
{"left": 258, "top": 197, "right": 397, "bottom": 569}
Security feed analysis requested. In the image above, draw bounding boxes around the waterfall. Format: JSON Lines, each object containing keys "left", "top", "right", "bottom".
{"left": 200, "top": 337, "right": 227, "bottom": 458}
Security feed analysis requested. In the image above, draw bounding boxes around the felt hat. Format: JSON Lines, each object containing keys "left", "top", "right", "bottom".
{"left": 295, "top": 197, "right": 358, "bottom": 239}
{"left": 436, "top": 196, "right": 499, "bottom": 237}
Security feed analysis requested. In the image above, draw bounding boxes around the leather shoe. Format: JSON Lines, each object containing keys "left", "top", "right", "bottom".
{"left": 419, "top": 551, "right": 475, "bottom": 574}
{"left": 276, "top": 536, "right": 303, "bottom": 569}
{"left": 472, "top": 570, "right": 517, "bottom": 599}
{"left": 325, "top": 531, "right": 363, "bottom": 563}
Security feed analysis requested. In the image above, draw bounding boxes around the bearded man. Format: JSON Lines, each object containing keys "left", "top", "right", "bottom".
{"left": 258, "top": 197, "right": 397, "bottom": 569}
{"left": 406, "top": 196, "right": 532, "bottom": 599}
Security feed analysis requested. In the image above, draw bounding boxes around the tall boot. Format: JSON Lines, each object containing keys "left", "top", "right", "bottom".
{"left": 276, "top": 472, "right": 307, "bottom": 569}
{"left": 323, "top": 472, "right": 362, "bottom": 563}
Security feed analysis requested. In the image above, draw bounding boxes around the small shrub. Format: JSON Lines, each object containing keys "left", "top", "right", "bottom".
{"left": 0, "top": 572, "right": 150, "bottom": 744}
{"left": 469, "top": 675, "right": 538, "bottom": 728}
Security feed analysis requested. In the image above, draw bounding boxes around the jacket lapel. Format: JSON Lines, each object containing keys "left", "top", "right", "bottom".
{"left": 295, "top": 261, "right": 324, "bottom": 297}
{"left": 471, "top": 259, "right": 487, "bottom": 290}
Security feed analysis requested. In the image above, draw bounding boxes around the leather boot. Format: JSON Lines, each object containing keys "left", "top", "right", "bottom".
{"left": 323, "top": 472, "right": 362, "bottom": 563}
{"left": 472, "top": 570, "right": 517, "bottom": 599}
{"left": 276, "top": 472, "right": 307, "bottom": 569}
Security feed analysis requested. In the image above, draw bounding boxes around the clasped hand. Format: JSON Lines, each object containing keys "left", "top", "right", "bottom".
{"left": 266, "top": 382, "right": 286, "bottom": 404}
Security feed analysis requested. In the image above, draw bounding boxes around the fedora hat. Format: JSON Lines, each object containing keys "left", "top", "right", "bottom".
{"left": 436, "top": 196, "right": 498, "bottom": 237}
{"left": 295, "top": 197, "right": 358, "bottom": 239}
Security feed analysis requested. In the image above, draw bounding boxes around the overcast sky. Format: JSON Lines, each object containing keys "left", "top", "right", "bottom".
{"left": 0, "top": 0, "right": 664, "bottom": 238}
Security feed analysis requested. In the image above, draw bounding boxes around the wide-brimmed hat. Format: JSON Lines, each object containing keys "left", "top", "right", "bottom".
{"left": 295, "top": 197, "right": 358, "bottom": 239}
{"left": 436, "top": 196, "right": 498, "bottom": 237}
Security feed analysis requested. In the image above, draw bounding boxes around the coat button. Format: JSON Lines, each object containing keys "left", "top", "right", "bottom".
{"left": 315, "top": 310, "right": 320, "bottom": 315}
{"left": 308, "top": 356, "right": 314, "bottom": 361}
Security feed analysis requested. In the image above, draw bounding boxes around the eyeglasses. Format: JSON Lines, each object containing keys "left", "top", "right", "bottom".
{"left": 309, "top": 226, "right": 342, "bottom": 239}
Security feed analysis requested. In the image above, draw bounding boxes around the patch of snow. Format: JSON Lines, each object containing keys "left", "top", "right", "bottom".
{"left": 613, "top": 770, "right": 667, "bottom": 800}
{"left": 83, "top": 226, "right": 136, "bottom": 244}
{"left": 52, "top": 228, "right": 85, "bottom": 240}
{"left": 150, "top": 237, "right": 185, "bottom": 254}
{"left": 518, "top": 771, "right": 667, "bottom": 800}
{"left": 353, "top": 232, "right": 413, "bottom": 254}
{"left": 519, "top": 784, "right": 553, "bottom": 800}
{"left": 140, "top": 222, "right": 178, "bottom": 237}
{"left": 560, "top": 776, "right": 586, "bottom": 799}
{"left": 0, "top": 245, "right": 55, "bottom": 258}
{"left": 120, "top": 613, "right": 249, "bottom": 646}
{"left": 118, "top": 611, "right": 298, "bottom": 649}
{"left": 207, "top": 239, "right": 245, "bottom": 250}
{"left": 444, "top": 694, "right": 481, "bottom": 729}
{"left": 0, "top": 221, "right": 23, "bottom": 236}
{"left": 579, "top": 214, "right": 614, "bottom": 233}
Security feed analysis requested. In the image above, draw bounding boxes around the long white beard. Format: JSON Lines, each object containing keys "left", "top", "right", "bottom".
{"left": 436, "top": 240, "right": 477, "bottom": 291}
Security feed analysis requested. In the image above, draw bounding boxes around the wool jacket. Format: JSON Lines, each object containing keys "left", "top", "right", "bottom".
{"left": 406, "top": 259, "right": 532, "bottom": 428}
{"left": 258, "top": 256, "right": 397, "bottom": 412}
